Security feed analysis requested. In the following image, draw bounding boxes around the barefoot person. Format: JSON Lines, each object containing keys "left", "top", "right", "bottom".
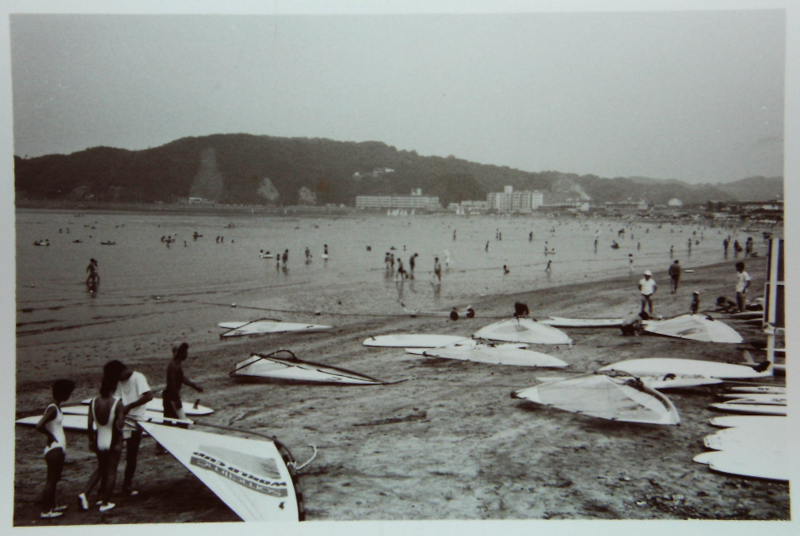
{"left": 86, "top": 370, "right": 125, "bottom": 513}
{"left": 36, "top": 379, "right": 75, "bottom": 519}
{"left": 113, "top": 362, "right": 153, "bottom": 496}
{"left": 163, "top": 343, "right": 204, "bottom": 421}
{"left": 735, "top": 262, "right": 751, "bottom": 312}
{"left": 668, "top": 259, "right": 681, "bottom": 293}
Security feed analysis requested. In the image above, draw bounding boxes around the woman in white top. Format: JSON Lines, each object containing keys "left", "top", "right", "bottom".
{"left": 36, "top": 379, "right": 75, "bottom": 519}
{"left": 86, "top": 372, "right": 124, "bottom": 512}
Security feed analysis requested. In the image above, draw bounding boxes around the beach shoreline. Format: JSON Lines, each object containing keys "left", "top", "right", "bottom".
{"left": 14, "top": 252, "right": 788, "bottom": 524}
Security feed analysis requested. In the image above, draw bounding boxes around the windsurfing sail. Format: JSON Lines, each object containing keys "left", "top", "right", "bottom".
{"left": 231, "top": 350, "right": 386, "bottom": 385}
{"left": 598, "top": 358, "right": 770, "bottom": 380}
{"left": 407, "top": 339, "right": 568, "bottom": 368}
{"left": 511, "top": 374, "right": 680, "bottom": 425}
{"left": 643, "top": 314, "right": 743, "bottom": 343}
{"left": 474, "top": 318, "right": 572, "bottom": 345}
{"left": 363, "top": 334, "right": 470, "bottom": 348}
{"left": 219, "top": 319, "right": 332, "bottom": 339}
{"left": 139, "top": 422, "right": 304, "bottom": 521}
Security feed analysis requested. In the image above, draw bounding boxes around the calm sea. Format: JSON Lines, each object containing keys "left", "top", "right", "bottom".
{"left": 16, "top": 209, "right": 760, "bottom": 351}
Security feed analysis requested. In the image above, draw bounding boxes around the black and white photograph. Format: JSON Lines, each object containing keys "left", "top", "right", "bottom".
{"left": 4, "top": 0, "right": 796, "bottom": 532}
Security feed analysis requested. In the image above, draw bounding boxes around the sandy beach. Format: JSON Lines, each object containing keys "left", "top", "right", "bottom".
{"left": 14, "top": 250, "right": 789, "bottom": 525}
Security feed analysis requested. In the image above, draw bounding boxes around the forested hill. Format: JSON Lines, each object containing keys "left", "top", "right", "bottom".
{"left": 14, "top": 134, "right": 783, "bottom": 207}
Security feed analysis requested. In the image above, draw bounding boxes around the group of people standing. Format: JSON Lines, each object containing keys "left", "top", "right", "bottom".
{"left": 35, "top": 343, "right": 203, "bottom": 518}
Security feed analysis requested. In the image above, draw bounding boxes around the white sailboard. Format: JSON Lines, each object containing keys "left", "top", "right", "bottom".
{"left": 363, "top": 334, "right": 470, "bottom": 348}
{"left": 511, "top": 374, "right": 680, "bottom": 425}
{"left": 703, "top": 426, "right": 787, "bottom": 451}
{"left": 598, "top": 358, "right": 770, "bottom": 380}
{"left": 219, "top": 320, "right": 332, "bottom": 339}
{"left": 718, "top": 393, "right": 788, "bottom": 403}
{"left": 709, "top": 415, "right": 787, "bottom": 428}
{"left": 231, "top": 350, "right": 387, "bottom": 385}
{"left": 139, "top": 422, "right": 304, "bottom": 521}
{"left": 16, "top": 413, "right": 192, "bottom": 432}
{"left": 722, "top": 385, "right": 785, "bottom": 396}
{"left": 539, "top": 316, "right": 623, "bottom": 328}
{"left": 643, "top": 314, "right": 743, "bottom": 343}
{"left": 710, "top": 401, "right": 787, "bottom": 416}
{"left": 474, "top": 318, "right": 572, "bottom": 345}
{"left": 78, "top": 398, "right": 214, "bottom": 416}
{"left": 402, "top": 304, "right": 475, "bottom": 320}
{"left": 406, "top": 339, "right": 568, "bottom": 368}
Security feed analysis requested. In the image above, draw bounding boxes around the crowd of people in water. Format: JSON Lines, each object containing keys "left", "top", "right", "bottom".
{"left": 34, "top": 343, "right": 202, "bottom": 518}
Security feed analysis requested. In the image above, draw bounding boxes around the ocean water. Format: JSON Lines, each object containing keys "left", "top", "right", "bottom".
{"left": 16, "top": 209, "right": 761, "bottom": 351}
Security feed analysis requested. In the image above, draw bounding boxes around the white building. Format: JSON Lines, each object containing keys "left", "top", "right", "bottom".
{"left": 487, "top": 186, "right": 544, "bottom": 213}
{"left": 355, "top": 189, "right": 440, "bottom": 210}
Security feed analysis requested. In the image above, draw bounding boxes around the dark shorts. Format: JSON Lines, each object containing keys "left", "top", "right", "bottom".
{"left": 162, "top": 396, "right": 182, "bottom": 419}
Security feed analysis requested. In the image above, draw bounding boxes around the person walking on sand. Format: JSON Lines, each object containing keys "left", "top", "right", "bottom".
{"left": 545, "top": 260, "right": 552, "bottom": 273}
{"left": 86, "top": 258, "right": 99, "bottom": 288}
{"left": 396, "top": 258, "right": 408, "bottom": 281}
{"left": 36, "top": 379, "right": 75, "bottom": 518}
{"left": 639, "top": 270, "right": 657, "bottom": 316}
{"left": 668, "top": 259, "right": 681, "bottom": 294}
{"left": 628, "top": 254, "right": 634, "bottom": 275}
{"left": 86, "top": 370, "right": 125, "bottom": 513}
{"left": 409, "top": 253, "right": 418, "bottom": 277}
{"left": 163, "top": 342, "right": 204, "bottom": 422}
{"left": 735, "top": 262, "right": 751, "bottom": 312}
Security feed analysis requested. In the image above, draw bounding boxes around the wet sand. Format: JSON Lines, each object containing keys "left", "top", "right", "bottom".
{"left": 14, "top": 254, "right": 789, "bottom": 524}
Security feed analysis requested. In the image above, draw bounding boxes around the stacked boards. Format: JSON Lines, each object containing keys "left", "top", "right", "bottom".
{"left": 694, "top": 416, "right": 787, "bottom": 481}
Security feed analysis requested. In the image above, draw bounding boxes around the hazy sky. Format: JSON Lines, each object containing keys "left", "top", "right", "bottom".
{"left": 8, "top": 7, "right": 787, "bottom": 184}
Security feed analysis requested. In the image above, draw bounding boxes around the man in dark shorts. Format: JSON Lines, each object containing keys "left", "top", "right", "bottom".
{"left": 163, "top": 343, "right": 204, "bottom": 420}
{"left": 668, "top": 259, "right": 681, "bottom": 294}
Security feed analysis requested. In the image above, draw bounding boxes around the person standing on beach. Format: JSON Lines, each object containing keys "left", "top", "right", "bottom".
{"left": 163, "top": 342, "right": 204, "bottom": 422}
{"left": 639, "top": 270, "right": 657, "bottom": 315}
{"left": 282, "top": 249, "right": 289, "bottom": 267}
{"left": 36, "top": 379, "right": 75, "bottom": 518}
{"left": 545, "top": 260, "right": 552, "bottom": 273}
{"left": 396, "top": 258, "right": 408, "bottom": 281}
{"left": 735, "top": 262, "right": 751, "bottom": 312}
{"left": 85, "top": 370, "right": 125, "bottom": 513}
{"left": 79, "top": 360, "right": 153, "bottom": 505}
{"left": 628, "top": 254, "right": 634, "bottom": 275}
{"left": 86, "top": 258, "right": 99, "bottom": 288}
{"left": 409, "top": 253, "right": 417, "bottom": 277}
{"left": 433, "top": 257, "right": 442, "bottom": 283}
{"left": 668, "top": 260, "right": 681, "bottom": 294}
{"left": 690, "top": 291, "right": 700, "bottom": 315}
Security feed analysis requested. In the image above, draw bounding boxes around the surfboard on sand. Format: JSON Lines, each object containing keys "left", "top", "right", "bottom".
{"left": 703, "top": 426, "right": 787, "bottom": 451}
{"left": 16, "top": 413, "right": 193, "bottom": 432}
{"left": 511, "top": 374, "right": 680, "bottom": 425}
{"left": 709, "top": 415, "right": 787, "bottom": 428}
{"left": 220, "top": 320, "right": 332, "bottom": 338}
{"left": 539, "top": 316, "right": 623, "bottom": 328}
{"left": 78, "top": 398, "right": 214, "bottom": 416}
{"left": 474, "top": 318, "right": 572, "bottom": 345}
{"left": 139, "top": 422, "right": 305, "bottom": 521}
{"left": 722, "top": 385, "right": 785, "bottom": 396}
{"left": 231, "top": 350, "right": 387, "bottom": 385}
{"left": 363, "top": 334, "right": 470, "bottom": 348}
{"left": 598, "top": 358, "right": 770, "bottom": 380}
{"left": 710, "top": 401, "right": 786, "bottom": 416}
{"left": 643, "top": 314, "right": 743, "bottom": 343}
{"left": 719, "top": 393, "right": 788, "bottom": 402}
{"left": 402, "top": 304, "right": 475, "bottom": 320}
{"left": 699, "top": 450, "right": 787, "bottom": 481}
{"left": 406, "top": 339, "right": 568, "bottom": 368}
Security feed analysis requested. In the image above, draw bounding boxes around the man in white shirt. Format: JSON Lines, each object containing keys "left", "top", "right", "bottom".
{"left": 735, "top": 262, "right": 751, "bottom": 312}
{"left": 114, "top": 362, "right": 153, "bottom": 497}
{"left": 639, "top": 270, "right": 657, "bottom": 315}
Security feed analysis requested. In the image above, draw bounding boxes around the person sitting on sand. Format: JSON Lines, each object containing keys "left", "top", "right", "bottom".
{"left": 36, "top": 379, "right": 75, "bottom": 519}
{"left": 163, "top": 343, "right": 203, "bottom": 422}
{"left": 86, "top": 370, "right": 125, "bottom": 513}
{"left": 715, "top": 296, "right": 738, "bottom": 313}
{"left": 620, "top": 311, "right": 649, "bottom": 336}
{"left": 503, "top": 265, "right": 510, "bottom": 275}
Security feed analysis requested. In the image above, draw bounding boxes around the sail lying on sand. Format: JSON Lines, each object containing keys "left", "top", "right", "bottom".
{"left": 644, "top": 314, "right": 743, "bottom": 343}
{"left": 511, "top": 374, "right": 680, "bottom": 425}
{"left": 231, "top": 350, "right": 386, "bottom": 385}
{"left": 139, "top": 422, "right": 304, "bottom": 522}
{"left": 407, "top": 339, "right": 568, "bottom": 368}
{"left": 474, "top": 318, "right": 572, "bottom": 345}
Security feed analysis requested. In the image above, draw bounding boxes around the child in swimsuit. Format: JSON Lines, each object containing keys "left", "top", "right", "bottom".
{"left": 36, "top": 379, "right": 75, "bottom": 519}
{"left": 85, "top": 372, "right": 124, "bottom": 512}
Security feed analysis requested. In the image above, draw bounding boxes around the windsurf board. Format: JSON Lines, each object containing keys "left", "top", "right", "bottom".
{"left": 709, "top": 415, "right": 787, "bottom": 428}
{"left": 598, "top": 358, "right": 769, "bottom": 380}
{"left": 703, "top": 426, "right": 787, "bottom": 451}
{"left": 220, "top": 320, "right": 331, "bottom": 338}
{"left": 407, "top": 340, "right": 567, "bottom": 368}
{"left": 696, "top": 449, "right": 787, "bottom": 481}
{"left": 643, "top": 314, "right": 743, "bottom": 343}
{"left": 709, "top": 402, "right": 786, "bottom": 416}
{"left": 722, "top": 385, "right": 785, "bottom": 395}
{"left": 539, "top": 316, "right": 623, "bottom": 328}
{"left": 363, "top": 334, "right": 470, "bottom": 348}
{"left": 78, "top": 398, "right": 214, "bottom": 416}
{"left": 231, "top": 351, "right": 386, "bottom": 385}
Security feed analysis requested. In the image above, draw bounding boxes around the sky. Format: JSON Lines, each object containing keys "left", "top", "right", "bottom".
{"left": 4, "top": 5, "right": 790, "bottom": 185}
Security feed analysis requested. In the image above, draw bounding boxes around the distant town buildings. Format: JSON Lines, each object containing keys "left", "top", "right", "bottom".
{"left": 486, "top": 186, "right": 544, "bottom": 213}
{"left": 355, "top": 188, "right": 441, "bottom": 210}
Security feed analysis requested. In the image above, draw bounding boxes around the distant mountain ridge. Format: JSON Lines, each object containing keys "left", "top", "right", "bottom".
{"left": 14, "top": 134, "right": 783, "bottom": 207}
